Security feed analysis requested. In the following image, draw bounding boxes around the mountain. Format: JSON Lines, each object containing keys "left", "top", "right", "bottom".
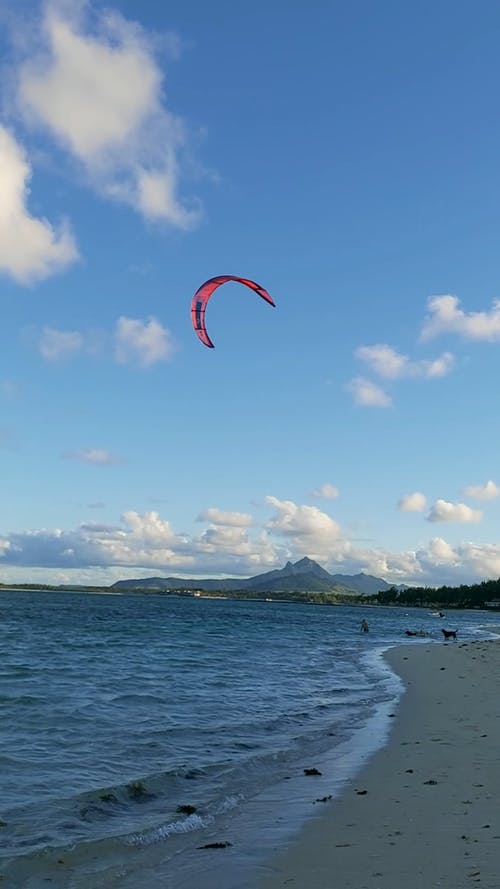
{"left": 329, "top": 571, "right": 403, "bottom": 595}
{"left": 111, "top": 557, "right": 400, "bottom": 596}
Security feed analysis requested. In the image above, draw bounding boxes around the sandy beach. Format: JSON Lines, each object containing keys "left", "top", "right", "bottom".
{"left": 258, "top": 636, "right": 500, "bottom": 889}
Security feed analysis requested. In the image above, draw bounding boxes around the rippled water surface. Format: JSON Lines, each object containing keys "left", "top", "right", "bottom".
{"left": 1, "top": 589, "right": 498, "bottom": 887}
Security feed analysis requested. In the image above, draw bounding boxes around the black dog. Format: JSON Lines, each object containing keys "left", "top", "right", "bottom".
{"left": 441, "top": 628, "right": 457, "bottom": 641}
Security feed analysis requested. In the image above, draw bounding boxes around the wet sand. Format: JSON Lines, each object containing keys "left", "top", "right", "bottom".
{"left": 258, "top": 637, "right": 500, "bottom": 889}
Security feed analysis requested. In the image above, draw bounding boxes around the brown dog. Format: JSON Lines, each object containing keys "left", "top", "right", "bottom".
{"left": 441, "top": 628, "right": 457, "bottom": 641}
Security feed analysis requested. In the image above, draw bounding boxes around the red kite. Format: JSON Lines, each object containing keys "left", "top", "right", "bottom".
{"left": 191, "top": 275, "right": 275, "bottom": 348}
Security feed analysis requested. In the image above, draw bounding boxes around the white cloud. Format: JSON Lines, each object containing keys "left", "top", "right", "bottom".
{"left": 456, "top": 542, "right": 500, "bottom": 579}
{"left": 197, "top": 508, "right": 252, "bottom": 527}
{"left": 39, "top": 325, "right": 84, "bottom": 361}
{"left": 356, "top": 344, "right": 454, "bottom": 379}
{"left": 114, "top": 316, "right": 176, "bottom": 366}
{"left": 0, "top": 125, "right": 78, "bottom": 283}
{"left": 338, "top": 543, "right": 423, "bottom": 583}
{"left": 121, "top": 510, "right": 183, "bottom": 548}
{"left": 2, "top": 499, "right": 500, "bottom": 587}
{"left": 426, "top": 499, "right": 482, "bottom": 524}
{"left": 355, "top": 344, "right": 409, "bottom": 379}
{"left": 463, "top": 480, "right": 500, "bottom": 501}
{"left": 35, "top": 318, "right": 175, "bottom": 366}
{"left": 421, "top": 352, "right": 455, "bottom": 378}
{"left": 426, "top": 537, "right": 458, "bottom": 565}
{"left": 16, "top": 3, "right": 201, "bottom": 226}
{"left": 421, "top": 294, "right": 500, "bottom": 341}
{"left": 197, "top": 525, "right": 260, "bottom": 557}
{"left": 134, "top": 163, "right": 200, "bottom": 229}
{"left": 264, "top": 495, "right": 345, "bottom": 563}
{"left": 311, "top": 483, "right": 339, "bottom": 500}
{"left": 346, "top": 376, "right": 392, "bottom": 407}
{"left": 398, "top": 492, "right": 427, "bottom": 512}
{"left": 62, "top": 448, "right": 123, "bottom": 465}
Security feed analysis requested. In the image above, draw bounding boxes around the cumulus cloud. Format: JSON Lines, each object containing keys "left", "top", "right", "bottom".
{"left": 0, "top": 509, "right": 277, "bottom": 575}
{"left": 3, "top": 498, "right": 500, "bottom": 587}
{"left": 426, "top": 499, "right": 482, "bottom": 524}
{"left": 311, "top": 483, "right": 339, "bottom": 500}
{"left": 62, "top": 448, "right": 123, "bottom": 465}
{"left": 264, "top": 495, "right": 345, "bottom": 564}
{"left": 398, "top": 492, "right": 427, "bottom": 512}
{"left": 463, "top": 480, "right": 500, "bottom": 501}
{"left": 39, "top": 326, "right": 84, "bottom": 361}
{"left": 197, "top": 525, "right": 261, "bottom": 558}
{"left": 337, "top": 542, "right": 424, "bottom": 583}
{"left": 425, "top": 537, "right": 458, "bottom": 565}
{"left": 457, "top": 542, "right": 500, "bottom": 579}
{"left": 421, "top": 295, "right": 500, "bottom": 341}
{"left": 16, "top": 2, "right": 201, "bottom": 226}
{"left": 35, "top": 317, "right": 175, "bottom": 366}
{"left": 0, "top": 125, "right": 78, "bottom": 283}
{"left": 422, "top": 353, "right": 455, "bottom": 378}
{"left": 0, "top": 499, "right": 339, "bottom": 577}
{"left": 196, "top": 508, "right": 252, "bottom": 527}
{"left": 356, "top": 344, "right": 454, "bottom": 379}
{"left": 346, "top": 376, "right": 392, "bottom": 407}
{"left": 114, "top": 316, "right": 176, "bottom": 366}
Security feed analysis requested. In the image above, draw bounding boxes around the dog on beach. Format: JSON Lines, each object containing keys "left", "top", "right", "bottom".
{"left": 441, "top": 628, "right": 457, "bottom": 641}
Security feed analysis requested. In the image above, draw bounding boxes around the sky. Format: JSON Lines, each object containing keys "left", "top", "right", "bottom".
{"left": 2, "top": 0, "right": 500, "bottom": 588}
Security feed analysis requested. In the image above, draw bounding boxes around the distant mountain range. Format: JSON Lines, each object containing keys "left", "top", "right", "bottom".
{"left": 111, "top": 557, "right": 405, "bottom": 596}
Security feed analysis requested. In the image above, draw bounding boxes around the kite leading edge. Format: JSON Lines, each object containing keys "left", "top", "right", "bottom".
{"left": 190, "top": 275, "right": 275, "bottom": 348}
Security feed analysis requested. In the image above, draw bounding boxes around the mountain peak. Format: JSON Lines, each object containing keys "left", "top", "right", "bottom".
{"left": 112, "top": 557, "right": 398, "bottom": 596}
{"left": 294, "top": 556, "right": 315, "bottom": 567}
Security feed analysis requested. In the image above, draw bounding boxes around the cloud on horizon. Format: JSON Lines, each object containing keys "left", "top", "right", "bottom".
{"left": 1, "top": 495, "right": 500, "bottom": 588}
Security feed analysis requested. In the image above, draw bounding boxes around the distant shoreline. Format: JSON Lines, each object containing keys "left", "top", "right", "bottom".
{"left": 1, "top": 584, "right": 498, "bottom": 610}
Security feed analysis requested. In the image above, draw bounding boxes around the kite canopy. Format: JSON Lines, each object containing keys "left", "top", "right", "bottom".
{"left": 190, "top": 275, "right": 275, "bottom": 348}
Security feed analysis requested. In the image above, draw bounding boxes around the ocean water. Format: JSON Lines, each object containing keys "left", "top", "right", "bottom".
{"left": 1, "top": 589, "right": 499, "bottom": 889}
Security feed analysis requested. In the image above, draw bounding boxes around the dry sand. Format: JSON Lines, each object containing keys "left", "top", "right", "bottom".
{"left": 258, "top": 637, "right": 500, "bottom": 889}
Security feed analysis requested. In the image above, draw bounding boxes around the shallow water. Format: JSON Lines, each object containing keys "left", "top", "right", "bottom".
{"left": 1, "top": 589, "right": 498, "bottom": 887}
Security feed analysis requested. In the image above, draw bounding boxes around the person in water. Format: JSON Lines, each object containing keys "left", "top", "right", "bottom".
{"left": 360, "top": 619, "right": 369, "bottom": 633}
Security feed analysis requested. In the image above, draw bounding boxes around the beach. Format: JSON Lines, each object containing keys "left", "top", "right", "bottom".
{"left": 258, "top": 637, "right": 500, "bottom": 889}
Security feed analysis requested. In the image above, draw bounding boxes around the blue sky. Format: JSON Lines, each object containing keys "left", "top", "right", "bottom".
{"left": 2, "top": 0, "right": 500, "bottom": 588}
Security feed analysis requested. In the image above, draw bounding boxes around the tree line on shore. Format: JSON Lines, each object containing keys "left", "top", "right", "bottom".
{"left": 372, "top": 577, "right": 500, "bottom": 609}
{"left": 2, "top": 576, "right": 500, "bottom": 609}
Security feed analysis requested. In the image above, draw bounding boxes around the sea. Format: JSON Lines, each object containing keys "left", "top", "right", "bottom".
{"left": 1, "top": 588, "right": 499, "bottom": 889}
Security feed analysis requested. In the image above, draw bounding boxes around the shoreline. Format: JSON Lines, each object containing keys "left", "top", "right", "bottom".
{"left": 257, "top": 637, "right": 500, "bottom": 888}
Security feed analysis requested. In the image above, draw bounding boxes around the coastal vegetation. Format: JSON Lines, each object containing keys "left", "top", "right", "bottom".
{"left": 372, "top": 578, "right": 500, "bottom": 609}
{"left": 2, "top": 569, "right": 500, "bottom": 609}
